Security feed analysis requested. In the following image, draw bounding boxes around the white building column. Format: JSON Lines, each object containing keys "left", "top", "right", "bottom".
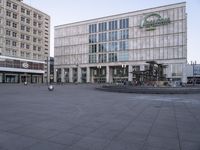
{"left": 54, "top": 68, "right": 57, "bottom": 83}
{"left": 61, "top": 68, "right": 65, "bottom": 83}
{"left": 182, "top": 63, "right": 187, "bottom": 83}
{"left": 86, "top": 67, "right": 90, "bottom": 83}
{"left": 69, "top": 67, "right": 73, "bottom": 83}
{"left": 77, "top": 67, "right": 81, "bottom": 83}
{"left": 128, "top": 65, "right": 133, "bottom": 82}
{"left": 166, "top": 64, "right": 172, "bottom": 79}
{"left": 140, "top": 65, "right": 145, "bottom": 71}
{"left": 106, "top": 66, "right": 110, "bottom": 83}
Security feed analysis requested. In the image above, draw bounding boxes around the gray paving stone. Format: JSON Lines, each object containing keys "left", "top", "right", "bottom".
{"left": 0, "top": 134, "right": 38, "bottom": 150}
{"left": 25, "top": 141, "right": 66, "bottom": 150}
{"left": 48, "top": 132, "right": 83, "bottom": 146}
{"left": 144, "top": 136, "right": 180, "bottom": 150}
{"left": 0, "top": 84, "right": 200, "bottom": 150}
{"left": 181, "top": 140, "right": 200, "bottom": 150}
{"left": 69, "top": 137, "right": 110, "bottom": 150}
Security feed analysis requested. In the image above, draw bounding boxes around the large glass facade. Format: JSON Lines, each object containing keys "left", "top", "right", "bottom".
{"left": 88, "top": 18, "right": 129, "bottom": 64}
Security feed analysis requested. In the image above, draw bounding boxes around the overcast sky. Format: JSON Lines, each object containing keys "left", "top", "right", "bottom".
{"left": 23, "top": 0, "right": 200, "bottom": 63}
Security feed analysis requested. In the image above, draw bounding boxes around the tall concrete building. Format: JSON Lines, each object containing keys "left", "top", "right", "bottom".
{"left": 54, "top": 2, "right": 187, "bottom": 83}
{"left": 0, "top": 0, "right": 50, "bottom": 83}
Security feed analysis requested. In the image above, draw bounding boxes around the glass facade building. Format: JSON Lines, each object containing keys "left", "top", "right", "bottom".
{"left": 54, "top": 2, "right": 187, "bottom": 83}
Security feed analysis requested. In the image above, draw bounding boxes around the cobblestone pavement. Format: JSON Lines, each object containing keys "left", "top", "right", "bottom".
{"left": 0, "top": 84, "right": 200, "bottom": 150}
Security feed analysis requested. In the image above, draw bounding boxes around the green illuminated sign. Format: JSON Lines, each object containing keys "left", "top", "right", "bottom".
{"left": 140, "top": 13, "right": 170, "bottom": 31}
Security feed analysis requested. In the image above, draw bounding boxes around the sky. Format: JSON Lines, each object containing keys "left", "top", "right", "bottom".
{"left": 23, "top": 0, "right": 200, "bottom": 63}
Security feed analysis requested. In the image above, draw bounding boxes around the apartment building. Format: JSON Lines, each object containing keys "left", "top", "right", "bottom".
{"left": 0, "top": 0, "right": 50, "bottom": 83}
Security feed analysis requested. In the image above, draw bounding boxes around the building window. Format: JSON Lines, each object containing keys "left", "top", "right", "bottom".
{"left": 33, "top": 45, "right": 36, "bottom": 50}
{"left": 119, "top": 41, "right": 129, "bottom": 50}
{"left": 38, "top": 47, "right": 41, "bottom": 51}
{"left": 33, "top": 21, "right": 37, "bottom": 26}
{"left": 89, "top": 54, "right": 96, "bottom": 63}
{"left": 120, "top": 18, "right": 129, "bottom": 29}
{"left": 38, "top": 23, "right": 42, "bottom": 28}
{"left": 6, "top": 11, "right": 11, "bottom": 17}
{"left": 13, "top": 4, "right": 17, "bottom": 10}
{"left": 12, "top": 32, "right": 17, "bottom": 37}
{"left": 21, "top": 16, "right": 25, "bottom": 22}
{"left": 6, "top": 1, "right": 11, "bottom": 7}
{"left": 38, "top": 39, "right": 41, "bottom": 44}
{"left": 12, "top": 22, "right": 17, "bottom": 28}
{"left": 33, "top": 29, "right": 37, "bottom": 34}
{"left": 26, "top": 27, "right": 30, "bottom": 32}
{"left": 109, "top": 20, "right": 118, "bottom": 30}
{"left": 98, "top": 22, "right": 107, "bottom": 32}
{"left": 12, "top": 41, "right": 17, "bottom": 47}
{"left": 118, "top": 52, "right": 129, "bottom": 61}
{"left": 89, "top": 24, "right": 97, "bottom": 33}
{"left": 33, "top": 53, "right": 36, "bottom": 59}
{"left": 20, "top": 34, "right": 25, "bottom": 39}
{"left": 108, "top": 42, "right": 118, "bottom": 51}
{"left": 89, "top": 44, "right": 97, "bottom": 53}
{"left": 6, "top": 40, "right": 11, "bottom": 46}
{"left": 33, "top": 37, "right": 37, "bottom": 42}
{"left": 21, "top": 25, "right": 25, "bottom": 31}
{"left": 109, "top": 53, "right": 117, "bottom": 62}
{"left": 98, "top": 43, "right": 107, "bottom": 52}
{"left": 26, "top": 10, "right": 30, "bottom": 15}
{"left": 38, "top": 31, "right": 42, "bottom": 36}
{"left": 6, "top": 20, "right": 11, "bottom": 26}
{"left": 26, "top": 35, "right": 30, "bottom": 41}
{"left": 119, "top": 29, "right": 129, "bottom": 40}
{"left": 26, "top": 44, "right": 30, "bottom": 49}
{"left": 98, "top": 54, "right": 107, "bottom": 63}
{"left": 20, "top": 43, "right": 25, "bottom": 48}
{"left": 6, "top": 30, "right": 11, "bottom": 36}
{"left": 21, "top": 7, "right": 25, "bottom": 13}
{"left": 12, "top": 13, "right": 17, "bottom": 19}
{"left": 109, "top": 31, "right": 118, "bottom": 41}
{"left": 38, "top": 15, "right": 42, "bottom": 20}
{"left": 21, "top": 51, "right": 25, "bottom": 57}
{"left": 98, "top": 33, "right": 107, "bottom": 42}
{"left": 26, "top": 18, "right": 30, "bottom": 24}
{"left": 33, "top": 13, "right": 37, "bottom": 18}
{"left": 26, "top": 52, "right": 30, "bottom": 58}
{"left": 89, "top": 34, "right": 97, "bottom": 43}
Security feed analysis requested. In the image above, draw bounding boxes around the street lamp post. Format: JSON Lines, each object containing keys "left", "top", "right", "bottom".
{"left": 192, "top": 61, "right": 197, "bottom": 86}
{"left": 55, "top": 69, "right": 58, "bottom": 83}
{"left": 122, "top": 64, "right": 126, "bottom": 83}
{"left": 97, "top": 65, "right": 101, "bottom": 83}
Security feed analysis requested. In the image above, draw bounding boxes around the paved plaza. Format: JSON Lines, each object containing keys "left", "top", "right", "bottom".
{"left": 0, "top": 84, "right": 200, "bottom": 150}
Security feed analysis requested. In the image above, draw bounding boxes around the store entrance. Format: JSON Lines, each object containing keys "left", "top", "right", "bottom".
{"left": 20, "top": 75, "right": 31, "bottom": 83}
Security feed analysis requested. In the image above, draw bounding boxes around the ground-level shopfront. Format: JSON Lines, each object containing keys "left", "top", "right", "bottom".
{"left": 54, "top": 60, "right": 186, "bottom": 84}
{"left": 0, "top": 72, "right": 43, "bottom": 83}
{"left": 0, "top": 56, "right": 45, "bottom": 84}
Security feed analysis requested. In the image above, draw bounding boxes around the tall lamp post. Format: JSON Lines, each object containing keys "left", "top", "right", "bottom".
{"left": 97, "top": 65, "right": 101, "bottom": 83}
{"left": 55, "top": 69, "right": 58, "bottom": 83}
{"left": 191, "top": 61, "right": 197, "bottom": 85}
{"left": 122, "top": 64, "right": 126, "bottom": 83}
